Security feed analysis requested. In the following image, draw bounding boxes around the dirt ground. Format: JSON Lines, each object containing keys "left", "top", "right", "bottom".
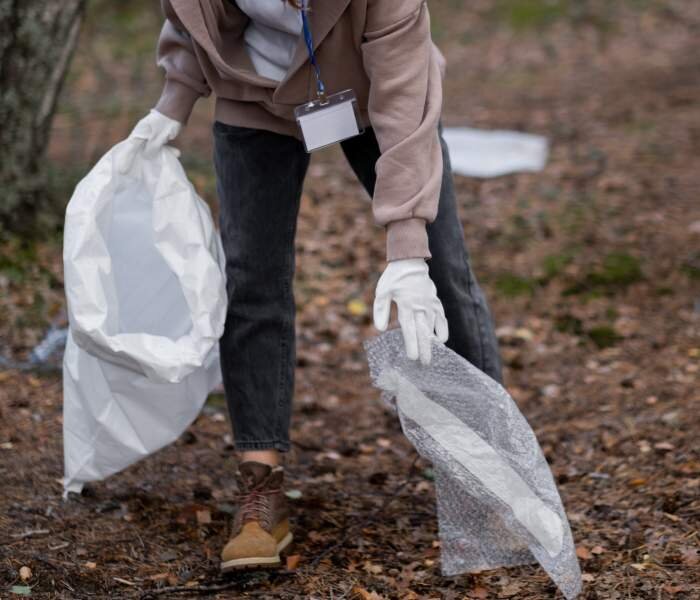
{"left": 1, "top": 1, "right": 699, "bottom": 598}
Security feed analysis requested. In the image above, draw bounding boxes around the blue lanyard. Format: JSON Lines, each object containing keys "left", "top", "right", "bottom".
{"left": 300, "top": 0, "right": 326, "bottom": 99}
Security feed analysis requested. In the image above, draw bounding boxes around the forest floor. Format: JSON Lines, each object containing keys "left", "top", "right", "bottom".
{"left": 1, "top": 1, "right": 699, "bottom": 598}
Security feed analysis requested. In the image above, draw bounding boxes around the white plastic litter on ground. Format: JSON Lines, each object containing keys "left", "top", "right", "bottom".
{"left": 364, "top": 329, "right": 581, "bottom": 599}
{"left": 442, "top": 127, "right": 549, "bottom": 178}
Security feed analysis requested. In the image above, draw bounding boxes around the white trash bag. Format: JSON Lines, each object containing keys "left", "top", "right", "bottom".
{"left": 442, "top": 127, "right": 549, "bottom": 178}
{"left": 364, "top": 329, "right": 582, "bottom": 599}
{"left": 62, "top": 139, "right": 227, "bottom": 496}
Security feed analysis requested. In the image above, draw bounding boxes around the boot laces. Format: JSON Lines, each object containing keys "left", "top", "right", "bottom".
{"left": 236, "top": 487, "right": 280, "bottom": 530}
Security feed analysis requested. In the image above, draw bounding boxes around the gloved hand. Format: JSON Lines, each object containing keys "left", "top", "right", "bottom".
{"left": 373, "top": 257, "right": 449, "bottom": 366}
{"left": 115, "top": 109, "right": 182, "bottom": 174}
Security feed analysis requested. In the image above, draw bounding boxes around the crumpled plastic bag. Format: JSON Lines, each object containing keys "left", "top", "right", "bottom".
{"left": 62, "top": 139, "right": 226, "bottom": 496}
{"left": 363, "top": 329, "right": 582, "bottom": 600}
{"left": 442, "top": 127, "right": 549, "bottom": 178}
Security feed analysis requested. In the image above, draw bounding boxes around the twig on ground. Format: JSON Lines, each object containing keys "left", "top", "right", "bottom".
{"left": 139, "top": 581, "right": 284, "bottom": 598}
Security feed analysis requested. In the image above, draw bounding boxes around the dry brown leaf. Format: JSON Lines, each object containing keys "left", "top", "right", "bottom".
{"left": 286, "top": 554, "right": 301, "bottom": 570}
{"left": 499, "top": 582, "right": 523, "bottom": 597}
{"left": 680, "top": 547, "right": 699, "bottom": 566}
{"left": 196, "top": 509, "right": 211, "bottom": 525}
{"left": 19, "top": 566, "right": 32, "bottom": 581}
{"left": 363, "top": 560, "right": 383, "bottom": 574}
{"left": 576, "top": 546, "right": 592, "bottom": 560}
{"left": 352, "top": 586, "right": 385, "bottom": 600}
{"left": 653, "top": 441, "right": 674, "bottom": 451}
{"left": 468, "top": 586, "right": 489, "bottom": 599}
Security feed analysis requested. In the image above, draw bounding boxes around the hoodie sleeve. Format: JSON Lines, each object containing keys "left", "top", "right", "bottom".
{"left": 361, "top": 0, "right": 446, "bottom": 261}
{"left": 153, "top": 0, "right": 211, "bottom": 125}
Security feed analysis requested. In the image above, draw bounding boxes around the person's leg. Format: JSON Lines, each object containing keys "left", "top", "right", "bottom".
{"left": 213, "top": 122, "right": 310, "bottom": 463}
{"left": 340, "top": 124, "right": 503, "bottom": 383}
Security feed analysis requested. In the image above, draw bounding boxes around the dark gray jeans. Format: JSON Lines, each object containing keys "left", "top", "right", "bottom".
{"left": 212, "top": 121, "right": 503, "bottom": 452}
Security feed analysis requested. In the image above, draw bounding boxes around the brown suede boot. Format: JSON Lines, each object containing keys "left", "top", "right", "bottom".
{"left": 220, "top": 461, "right": 293, "bottom": 571}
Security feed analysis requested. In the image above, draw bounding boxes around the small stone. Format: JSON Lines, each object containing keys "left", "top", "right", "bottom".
{"left": 542, "top": 384, "right": 560, "bottom": 398}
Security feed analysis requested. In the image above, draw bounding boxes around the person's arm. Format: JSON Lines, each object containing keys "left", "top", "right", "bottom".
{"left": 361, "top": 0, "right": 444, "bottom": 262}
{"left": 154, "top": 0, "right": 212, "bottom": 125}
{"left": 115, "top": 1, "right": 211, "bottom": 173}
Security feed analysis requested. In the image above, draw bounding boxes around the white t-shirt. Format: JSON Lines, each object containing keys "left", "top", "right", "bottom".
{"left": 235, "top": 0, "right": 303, "bottom": 82}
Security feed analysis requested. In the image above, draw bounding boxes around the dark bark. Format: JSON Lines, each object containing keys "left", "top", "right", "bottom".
{"left": 0, "top": 0, "right": 86, "bottom": 234}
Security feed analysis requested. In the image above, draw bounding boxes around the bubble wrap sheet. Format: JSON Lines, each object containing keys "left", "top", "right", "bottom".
{"left": 364, "top": 329, "right": 581, "bottom": 600}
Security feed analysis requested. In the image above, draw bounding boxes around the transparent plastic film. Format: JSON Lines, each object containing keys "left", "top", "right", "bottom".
{"left": 364, "top": 329, "right": 582, "bottom": 599}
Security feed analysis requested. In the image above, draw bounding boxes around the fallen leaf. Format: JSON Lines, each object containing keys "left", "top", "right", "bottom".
{"left": 286, "top": 554, "right": 301, "bottom": 570}
{"left": 84, "top": 562, "right": 97, "bottom": 570}
{"left": 499, "top": 582, "right": 522, "bottom": 597}
{"left": 581, "top": 573, "right": 595, "bottom": 582}
{"left": 576, "top": 546, "right": 592, "bottom": 560}
{"left": 680, "top": 547, "right": 699, "bottom": 566}
{"left": 149, "top": 573, "right": 170, "bottom": 581}
{"left": 352, "top": 586, "right": 385, "bottom": 600}
{"left": 654, "top": 441, "right": 674, "bottom": 451}
{"left": 591, "top": 545, "right": 605, "bottom": 555}
{"left": 363, "top": 561, "right": 383, "bottom": 574}
{"left": 663, "top": 584, "right": 687, "bottom": 595}
{"left": 10, "top": 586, "right": 32, "bottom": 596}
{"left": 307, "top": 530, "right": 324, "bottom": 542}
{"left": 468, "top": 586, "right": 489, "bottom": 599}
{"left": 347, "top": 299, "right": 368, "bottom": 316}
{"left": 285, "top": 489, "right": 302, "bottom": 500}
{"left": 158, "top": 550, "right": 178, "bottom": 562}
{"left": 196, "top": 509, "right": 211, "bottom": 525}
{"left": 19, "top": 566, "right": 32, "bottom": 581}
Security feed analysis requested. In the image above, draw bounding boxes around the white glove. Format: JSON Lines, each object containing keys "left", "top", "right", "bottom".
{"left": 373, "top": 257, "right": 449, "bottom": 366}
{"left": 115, "top": 109, "right": 182, "bottom": 174}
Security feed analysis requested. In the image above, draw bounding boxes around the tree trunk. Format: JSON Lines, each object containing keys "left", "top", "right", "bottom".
{"left": 0, "top": 0, "right": 86, "bottom": 234}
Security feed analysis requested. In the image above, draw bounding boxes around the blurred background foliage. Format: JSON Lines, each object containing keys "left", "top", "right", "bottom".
{"left": 1, "top": 0, "right": 691, "bottom": 238}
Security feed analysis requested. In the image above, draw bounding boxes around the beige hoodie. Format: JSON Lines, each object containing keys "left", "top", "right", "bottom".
{"left": 155, "top": 0, "right": 446, "bottom": 261}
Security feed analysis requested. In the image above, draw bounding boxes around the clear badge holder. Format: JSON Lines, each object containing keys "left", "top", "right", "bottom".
{"left": 294, "top": 89, "right": 364, "bottom": 153}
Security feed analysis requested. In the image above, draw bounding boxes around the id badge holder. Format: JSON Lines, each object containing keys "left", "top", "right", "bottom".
{"left": 295, "top": 89, "right": 364, "bottom": 153}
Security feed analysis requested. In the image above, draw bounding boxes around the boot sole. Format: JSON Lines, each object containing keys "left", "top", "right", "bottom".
{"left": 220, "top": 532, "right": 293, "bottom": 572}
